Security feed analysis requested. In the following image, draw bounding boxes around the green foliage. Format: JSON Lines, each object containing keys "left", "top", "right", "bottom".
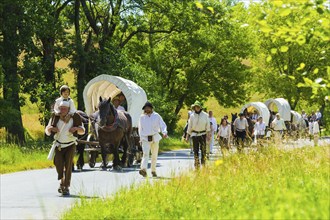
{"left": 1, "top": 0, "right": 329, "bottom": 138}
{"left": 62, "top": 146, "right": 330, "bottom": 219}
{"left": 0, "top": 143, "right": 53, "bottom": 174}
{"left": 123, "top": 0, "right": 254, "bottom": 131}
{"left": 0, "top": 99, "right": 22, "bottom": 129}
{"left": 248, "top": 0, "right": 329, "bottom": 110}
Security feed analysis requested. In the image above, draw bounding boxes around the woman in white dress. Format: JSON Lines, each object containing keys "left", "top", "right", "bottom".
{"left": 217, "top": 118, "right": 231, "bottom": 156}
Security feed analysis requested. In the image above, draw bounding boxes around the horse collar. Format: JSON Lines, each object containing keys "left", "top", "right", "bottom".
{"left": 104, "top": 114, "right": 117, "bottom": 128}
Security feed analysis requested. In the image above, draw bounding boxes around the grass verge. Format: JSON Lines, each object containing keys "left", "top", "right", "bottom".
{"left": 63, "top": 146, "right": 330, "bottom": 220}
{"left": 0, "top": 143, "right": 54, "bottom": 174}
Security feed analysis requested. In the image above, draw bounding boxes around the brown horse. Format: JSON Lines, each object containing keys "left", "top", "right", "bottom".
{"left": 98, "top": 97, "right": 132, "bottom": 171}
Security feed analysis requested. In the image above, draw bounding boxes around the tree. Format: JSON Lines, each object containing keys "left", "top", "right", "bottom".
{"left": 0, "top": 0, "right": 26, "bottom": 144}
{"left": 249, "top": 0, "right": 329, "bottom": 110}
{"left": 20, "top": 0, "right": 73, "bottom": 128}
{"left": 124, "top": 1, "right": 254, "bottom": 131}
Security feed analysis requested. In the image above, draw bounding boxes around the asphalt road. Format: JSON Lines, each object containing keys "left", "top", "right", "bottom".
{"left": 0, "top": 149, "right": 195, "bottom": 220}
{"left": 1, "top": 138, "right": 329, "bottom": 220}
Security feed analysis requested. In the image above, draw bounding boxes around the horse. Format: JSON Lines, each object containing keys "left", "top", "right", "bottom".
{"left": 97, "top": 97, "right": 133, "bottom": 171}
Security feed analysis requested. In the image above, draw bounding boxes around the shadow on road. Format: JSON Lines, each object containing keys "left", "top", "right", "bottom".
{"left": 59, "top": 194, "right": 99, "bottom": 199}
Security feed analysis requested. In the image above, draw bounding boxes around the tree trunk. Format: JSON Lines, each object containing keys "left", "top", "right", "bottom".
{"left": 168, "top": 94, "right": 187, "bottom": 133}
{"left": 2, "top": 1, "right": 25, "bottom": 144}
{"left": 75, "top": 0, "right": 92, "bottom": 110}
{"left": 40, "top": 36, "right": 57, "bottom": 128}
{"left": 74, "top": 0, "right": 85, "bottom": 110}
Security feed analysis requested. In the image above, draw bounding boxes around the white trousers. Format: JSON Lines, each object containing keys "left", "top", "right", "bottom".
{"left": 140, "top": 141, "right": 159, "bottom": 172}
{"left": 314, "top": 134, "right": 319, "bottom": 146}
{"left": 209, "top": 132, "right": 215, "bottom": 153}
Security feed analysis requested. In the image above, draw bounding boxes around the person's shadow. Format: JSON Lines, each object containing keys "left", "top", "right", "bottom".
{"left": 59, "top": 194, "right": 100, "bottom": 199}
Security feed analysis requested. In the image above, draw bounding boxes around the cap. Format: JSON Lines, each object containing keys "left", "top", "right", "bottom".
{"left": 59, "top": 101, "right": 70, "bottom": 108}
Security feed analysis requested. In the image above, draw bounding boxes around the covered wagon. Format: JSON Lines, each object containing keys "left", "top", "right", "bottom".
{"left": 80, "top": 74, "right": 147, "bottom": 167}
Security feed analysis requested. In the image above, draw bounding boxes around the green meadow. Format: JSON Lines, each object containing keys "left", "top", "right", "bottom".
{"left": 62, "top": 146, "right": 330, "bottom": 220}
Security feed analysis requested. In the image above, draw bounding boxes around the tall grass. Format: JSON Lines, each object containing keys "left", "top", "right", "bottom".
{"left": 63, "top": 146, "right": 330, "bottom": 220}
{"left": 0, "top": 143, "right": 53, "bottom": 174}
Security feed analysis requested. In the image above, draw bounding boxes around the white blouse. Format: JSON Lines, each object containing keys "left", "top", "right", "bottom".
{"left": 218, "top": 125, "right": 231, "bottom": 138}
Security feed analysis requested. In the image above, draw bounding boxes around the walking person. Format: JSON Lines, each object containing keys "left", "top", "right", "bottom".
{"left": 45, "top": 101, "right": 85, "bottom": 196}
{"left": 138, "top": 102, "right": 168, "bottom": 177}
{"left": 217, "top": 118, "right": 231, "bottom": 157}
{"left": 308, "top": 117, "right": 313, "bottom": 141}
{"left": 312, "top": 118, "right": 320, "bottom": 146}
{"left": 233, "top": 113, "right": 249, "bottom": 151}
{"left": 271, "top": 113, "right": 287, "bottom": 146}
{"left": 186, "top": 101, "right": 211, "bottom": 169}
{"left": 208, "top": 111, "right": 217, "bottom": 155}
{"left": 254, "top": 116, "right": 266, "bottom": 147}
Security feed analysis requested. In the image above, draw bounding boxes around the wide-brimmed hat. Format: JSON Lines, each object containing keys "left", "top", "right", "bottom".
{"left": 59, "top": 101, "right": 70, "bottom": 108}
{"left": 276, "top": 113, "right": 280, "bottom": 116}
{"left": 112, "top": 96, "right": 120, "bottom": 102}
{"left": 192, "top": 101, "right": 203, "bottom": 109}
{"left": 142, "top": 101, "right": 153, "bottom": 110}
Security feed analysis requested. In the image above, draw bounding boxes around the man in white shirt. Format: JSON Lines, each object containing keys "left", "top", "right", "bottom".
{"left": 208, "top": 111, "right": 217, "bottom": 154}
{"left": 233, "top": 113, "right": 249, "bottom": 150}
{"left": 271, "top": 113, "right": 287, "bottom": 132}
{"left": 138, "top": 101, "right": 167, "bottom": 177}
{"left": 316, "top": 110, "right": 322, "bottom": 120}
{"left": 312, "top": 119, "right": 320, "bottom": 146}
{"left": 45, "top": 101, "right": 85, "bottom": 196}
{"left": 271, "top": 113, "right": 287, "bottom": 145}
{"left": 186, "top": 101, "right": 211, "bottom": 169}
{"left": 254, "top": 116, "right": 266, "bottom": 138}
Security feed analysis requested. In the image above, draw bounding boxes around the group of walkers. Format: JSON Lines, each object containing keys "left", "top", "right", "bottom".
{"left": 46, "top": 85, "right": 168, "bottom": 195}
{"left": 183, "top": 100, "right": 324, "bottom": 170}
{"left": 45, "top": 86, "right": 323, "bottom": 196}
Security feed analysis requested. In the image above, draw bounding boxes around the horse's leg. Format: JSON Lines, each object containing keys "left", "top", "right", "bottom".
{"left": 100, "top": 143, "right": 108, "bottom": 170}
{"left": 112, "top": 142, "right": 122, "bottom": 171}
{"left": 120, "top": 134, "right": 129, "bottom": 167}
{"left": 77, "top": 144, "right": 84, "bottom": 170}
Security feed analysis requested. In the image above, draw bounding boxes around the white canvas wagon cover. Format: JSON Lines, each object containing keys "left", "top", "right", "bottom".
{"left": 290, "top": 110, "right": 302, "bottom": 125}
{"left": 83, "top": 74, "right": 147, "bottom": 127}
{"left": 265, "top": 98, "right": 291, "bottom": 121}
{"left": 240, "top": 102, "right": 270, "bottom": 125}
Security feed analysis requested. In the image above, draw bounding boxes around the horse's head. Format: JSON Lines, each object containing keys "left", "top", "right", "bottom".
{"left": 98, "top": 97, "right": 113, "bottom": 127}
